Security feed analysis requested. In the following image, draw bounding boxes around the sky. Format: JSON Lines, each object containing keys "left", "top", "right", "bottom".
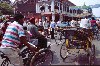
{"left": 69, "top": 0, "right": 100, "bottom": 17}
{"left": 69, "top": 0, "right": 100, "bottom": 6}
{"left": 10, "top": 0, "right": 100, "bottom": 17}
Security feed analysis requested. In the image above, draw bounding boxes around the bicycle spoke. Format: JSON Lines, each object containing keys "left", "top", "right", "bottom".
{"left": 30, "top": 49, "right": 53, "bottom": 66}
{"left": 0, "top": 51, "right": 11, "bottom": 66}
{"left": 60, "top": 43, "right": 69, "bottom": 59}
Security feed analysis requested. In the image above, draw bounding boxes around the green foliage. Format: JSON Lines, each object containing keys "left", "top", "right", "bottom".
{"left": 0, "top": 2, "right": 13, "bottom": 15}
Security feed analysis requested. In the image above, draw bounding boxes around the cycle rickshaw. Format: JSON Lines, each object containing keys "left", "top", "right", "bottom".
{"left": 0, "top": 40, "right": 53, "bottom": 66}
{"left": 60, "top": 28, "right": 95, "bottom": 65}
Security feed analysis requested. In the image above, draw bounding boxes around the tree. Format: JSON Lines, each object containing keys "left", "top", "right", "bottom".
{"left": 0, "top": 2, "right": 13, "bottom": 15}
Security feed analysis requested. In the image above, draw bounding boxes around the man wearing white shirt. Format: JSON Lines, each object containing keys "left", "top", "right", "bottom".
{"left": 43, "top": 20, "right": 49, "bottom": 37}
{"left": 80, "top": 17, "right": 91, "bottom": 29}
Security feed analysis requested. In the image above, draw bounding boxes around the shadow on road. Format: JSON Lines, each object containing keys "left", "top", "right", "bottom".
{"left": 94, "top": 48, "right": 100, "bottom": 65}
{"left": 52, "top": 51, "right": 60, "bottom": 64}
{"left": 76, "top": 48, "right": 100, "bottom": 65}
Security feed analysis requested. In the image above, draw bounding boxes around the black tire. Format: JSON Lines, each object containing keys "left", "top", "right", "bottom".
{"left": 88, "top": 55, "right": 91, "bottom": 65}
{"left": 91, "top": 44, "right": 95, "bottom": 65}
{"left": 0, "top": 51, "right": 11, "bottom": 66}
{"left": 97, "top": 33, "right": 100, "bottom": 41}
{"left": 91, "top": 44, "right": 95, "bottom": 56}
{"left": 88, "top": 54, "right": 95, "bottom": 65}
{"left": 88, "top": 46, "right": 95, "bottom": 65}
{"left": 30, "top": 49, "right": 53, "bottom": 66}
{"left": 60, "top": 42, "right": 69, "bottom": 60}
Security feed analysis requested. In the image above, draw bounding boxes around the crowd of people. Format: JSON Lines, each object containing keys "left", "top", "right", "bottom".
{"left": 0, "top": 13, "right": 100, "bottom": 66}
{"left": 0, "top": 14, "right": 100, "bottom": 44}
{"left": 0, "top": 13, "right": 58, "bottom": 66}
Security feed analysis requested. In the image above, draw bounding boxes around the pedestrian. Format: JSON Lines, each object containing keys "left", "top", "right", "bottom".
{"left": 50, "top": 20, "right": 56, "bottom": 39}
{"left": 90, "top": 17, "right": 97, "bottom": 28}
{"left": 43, "top": 19, "right": 50, "bottom": 37}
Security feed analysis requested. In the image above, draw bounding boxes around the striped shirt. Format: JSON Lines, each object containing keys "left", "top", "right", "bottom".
{"left": 1, "top": 21, "right": 25, "bottom": 47}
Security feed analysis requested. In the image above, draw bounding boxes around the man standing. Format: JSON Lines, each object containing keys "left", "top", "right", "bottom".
{"left": 43, "top": 20, "right": 50, "bottom": 37}
{"left": 50, "top": 20, "right": 56, "bottom": 39}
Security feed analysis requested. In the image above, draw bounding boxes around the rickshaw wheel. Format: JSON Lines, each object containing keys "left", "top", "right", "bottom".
{"left": 91, "top": 44, "right": 95, "bottom": 56}
{"left": 88, "top": 44, "right": 95, "bottom": 65}
{"left": 88, "top": 54, "right": 95, "bottom": 65}
{"left": 60, "top": 42, "right": 69, "bottom": 60}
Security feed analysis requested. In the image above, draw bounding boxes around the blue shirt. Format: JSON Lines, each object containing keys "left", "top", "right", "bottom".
{"left": 50, "top": 21, "right": 56, "bottom": 28}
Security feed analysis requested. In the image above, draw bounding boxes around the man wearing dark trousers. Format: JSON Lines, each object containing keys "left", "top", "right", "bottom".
{"left": 50, "top": 20, "right": 56, "bottom": 39}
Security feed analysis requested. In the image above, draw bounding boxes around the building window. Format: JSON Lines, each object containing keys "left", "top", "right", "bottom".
{"left": 30, "top": 0, "right": 35, "bottom": 2}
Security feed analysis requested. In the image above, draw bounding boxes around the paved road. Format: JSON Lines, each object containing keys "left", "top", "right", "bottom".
{"left": 0, "top": 36, "right": 100, "bottom": 65}
{"left": 49, "top": 38, "right": 100, "bottom": 65}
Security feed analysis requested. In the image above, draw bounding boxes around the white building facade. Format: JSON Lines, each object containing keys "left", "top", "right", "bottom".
{"left": 36, "top": 0, "right": 76, "bottom": 22}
